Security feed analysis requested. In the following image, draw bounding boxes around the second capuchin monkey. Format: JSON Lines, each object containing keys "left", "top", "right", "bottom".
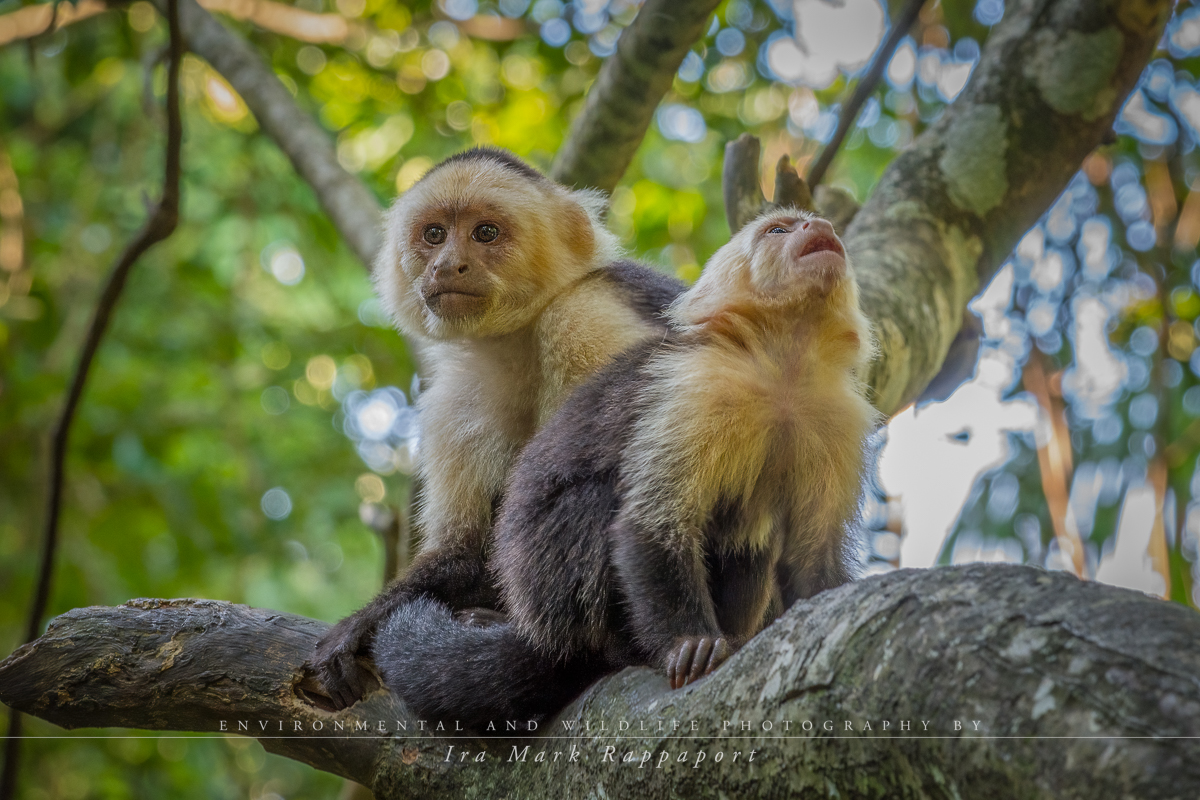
{"left": 376, "top": 210, "right": 878, "bottom": 728}
{"left": 313, "top": 148, "right": 684, "bottom": 709}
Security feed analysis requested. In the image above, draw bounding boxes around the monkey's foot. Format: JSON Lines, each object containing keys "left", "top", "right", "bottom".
{"left": 666, "top": 636, "right": 731, "bottom": 690}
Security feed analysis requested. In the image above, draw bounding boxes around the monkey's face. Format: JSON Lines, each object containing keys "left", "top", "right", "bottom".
{"left": 746, "top": 213, "right": 846, "bottom": 298}
{"left": 411, "top": 205, "right": 516, "bottom": 322}
{"left": 374, "top": 156, "right": 604, "bottom": 340}
{"left": 671, "top": 209, "right": 853, "bottom": 329}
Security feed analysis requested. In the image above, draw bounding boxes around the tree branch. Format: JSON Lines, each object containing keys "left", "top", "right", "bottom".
{"left": 2, "top": 565, "right": 1197, "bottom": 798}
{"left": 149, "top": 0, "right": 383, "bottom": 268}
{"left": 551, "top": 0, "right": 722, "bottom": 192}
{"left": 805, "top": 0, "right": 926, "bottom": 189}
{"left": 0, "top": 0, "right": 108, "bottom": 48}
{"left": 722, "top": 134, "right": 814, "bottom": 233}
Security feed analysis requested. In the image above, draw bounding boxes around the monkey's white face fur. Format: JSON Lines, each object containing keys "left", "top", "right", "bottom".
{"left": 670, "top": 208, "right": 856, "bottom": 331}
{"left": 373, "top": 156, "right": 621, "bottom": 341}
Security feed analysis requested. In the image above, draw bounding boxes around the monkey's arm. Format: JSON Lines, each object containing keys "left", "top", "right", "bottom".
{"left": 610, "top": 514, "right": 732, "bottom": 690}
{"left": 314, "top": 393, "right": 512, "bottom": 709}
{"left": 312, "top": 542, "right": 497, "bottom": 710}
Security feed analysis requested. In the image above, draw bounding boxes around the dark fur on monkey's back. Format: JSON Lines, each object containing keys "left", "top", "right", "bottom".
{"left": 602, "top": 260, "right": 686, "bottom": 324}
{"left": 495, "top": 339, "right": 663, "bottom": 661}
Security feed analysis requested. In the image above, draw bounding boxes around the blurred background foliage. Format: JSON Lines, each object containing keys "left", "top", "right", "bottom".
{"left": 1, "top": 0, "right": 1198, "bottom": 796}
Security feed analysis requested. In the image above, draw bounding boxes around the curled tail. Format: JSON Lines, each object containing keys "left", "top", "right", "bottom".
{"left": 373, "top": 598, "right": 607, "bottom": 732}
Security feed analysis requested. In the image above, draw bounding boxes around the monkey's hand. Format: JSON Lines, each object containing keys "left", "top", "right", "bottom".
{"left": 666, "top": 636, "right": 732, "bottom": 690}
{"left": 312, "top": 611, "right": 381, "bottom": 710}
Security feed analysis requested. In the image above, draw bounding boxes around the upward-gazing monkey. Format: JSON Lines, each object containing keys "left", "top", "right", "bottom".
{"left": 313, "top": 149, "right": 684, "bottom": 709}
{"left": 376, "top": 210, "right": 879, "bottom": 729}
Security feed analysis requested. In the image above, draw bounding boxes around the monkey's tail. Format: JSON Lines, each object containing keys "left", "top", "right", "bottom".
{"left": 374, "top": 597, "right": 608, "bottom": 732}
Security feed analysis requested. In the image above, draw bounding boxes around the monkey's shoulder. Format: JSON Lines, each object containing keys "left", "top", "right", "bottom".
{"left": 509, "top": 337, "right": 668, "bottom": 484}
{"left": 596, "top": 260, "right": 686, "bottom": 325}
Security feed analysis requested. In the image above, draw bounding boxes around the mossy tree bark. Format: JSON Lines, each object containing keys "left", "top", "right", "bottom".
{"left": 1, "top": 565, "right": 1197, "bottom": 799}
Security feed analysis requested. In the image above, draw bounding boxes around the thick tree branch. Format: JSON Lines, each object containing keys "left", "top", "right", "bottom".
{"left": 550, "top": 0, "right": 722, "bottom": 192}
{"left": 148, "top": 0, "right": 383, "bottom": 268}
{"left": 725, "top": 0, "right": 1170, "bottom": 415}
{"left": 2, "top": 565, "right": 1198, "bottom": 798}
{"left": 851, "top": 0, "right": 1170, "bottom": 413}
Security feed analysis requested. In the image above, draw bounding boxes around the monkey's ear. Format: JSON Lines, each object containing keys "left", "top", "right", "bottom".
{"left": 563, "top": 201, "right": 596, "bottom": 261}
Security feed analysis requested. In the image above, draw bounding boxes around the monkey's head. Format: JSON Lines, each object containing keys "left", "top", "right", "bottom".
{"left": 671, "top": 209, "right": 857, "bottom": 327}
{"left": 374, "top": 148, "right": 621, "bottom": 340}
{"left": 670, "top": 209, "right": 872, "bottom": 368}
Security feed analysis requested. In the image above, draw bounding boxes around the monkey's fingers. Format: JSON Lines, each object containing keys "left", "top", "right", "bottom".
{"left": 705, "top": 637, "right": 731, "bottom": 676}
{"left": 667, "top": 636, "right": 731, "bottom": 689}
{"left": 318, "top": 656, "right": 358, "bottom": 710}
{"left": 684, "top": 637, "right": 715, "bottom": 686}
{"left": 314, "top": 638, "right": 367, "bottom": 709}
{"left": 666, "top": 641, "right": 692, "bottom": 690}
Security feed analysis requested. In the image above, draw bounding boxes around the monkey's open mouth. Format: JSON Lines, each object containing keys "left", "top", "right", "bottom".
{"left": 798, "top": 234, "right": 844, "bottom": 259}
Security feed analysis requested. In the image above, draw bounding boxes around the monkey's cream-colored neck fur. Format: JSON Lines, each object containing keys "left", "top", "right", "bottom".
{"left": 415, "top": 275, "right": 661, "bottom": 549}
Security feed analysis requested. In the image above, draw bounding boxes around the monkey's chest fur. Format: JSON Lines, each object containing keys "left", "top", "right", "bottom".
{"left": 623, "top": 330, "right": 873, "bottom": 555}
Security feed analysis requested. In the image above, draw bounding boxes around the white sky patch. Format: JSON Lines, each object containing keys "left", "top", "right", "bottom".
{"left": 974, "top": 263, "right": 1014, "bottom": 339}
{"left": 769, "top": 0, "right": 885, "bottom": 88}
{"left": 1095, "top": 483, "right": 1167, "bottom": 597}
{"left": 1169, "top": 81, "right": 1200, "bottom": 139}
{"left": 1062, "top": 296, "right": 1127, "bottom": 419}
{"left": 887, "top": 39, "right": 916, "bottom": 88}
{"left": 936, "top": 59, "right": 974, "bottom": 102}
{"left": 880, "top": 348, "right": 1039, "bottom": 568}
{"left": 1168, "top": 7, "right": 1200, "bottom": 58}
{"left": 1114, "top": 89, "right": 1178, "bottom": 145}
{"left": 268, "top": 247, "right": 305, "bottom": 285}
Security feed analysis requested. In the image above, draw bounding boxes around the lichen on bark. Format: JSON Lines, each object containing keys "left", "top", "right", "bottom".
{"left": 1024, "top": 27, "right": 1123, "bottom": 120}
{"left": 938, "top": 104, "right": 1009, "bottom": 218}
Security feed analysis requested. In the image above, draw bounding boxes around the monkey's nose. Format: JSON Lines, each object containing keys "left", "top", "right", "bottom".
{"left": 791, "top": 218, "right": 843, "bottom": 259}
{"left": 457, "top": 264, "right": 469, "bottom": 275}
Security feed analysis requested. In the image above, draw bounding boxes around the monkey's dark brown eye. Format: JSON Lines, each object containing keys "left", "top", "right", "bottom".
{"left": 423, "top": 225, "right": 446, "bottom": 245}
{"left": 473, "top": 223, "right": 499, "bottom": 243}
{"left": 768, "top": 225, "right": 788, "bottom": 234}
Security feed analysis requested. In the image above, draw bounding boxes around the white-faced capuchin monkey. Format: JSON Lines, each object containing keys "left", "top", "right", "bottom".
{"left": 313, "top": 148, "right": 685, "bottom": 710}
{"left": 375, "top": 209, "right": 879, "bottom": 729}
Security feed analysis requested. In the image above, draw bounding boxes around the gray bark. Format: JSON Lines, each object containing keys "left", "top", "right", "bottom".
{"left": 550, "top": 0, "right": 723, "bottom": 193}
{"left": 2, "top": 565, "right": 1197, "bottom": 798}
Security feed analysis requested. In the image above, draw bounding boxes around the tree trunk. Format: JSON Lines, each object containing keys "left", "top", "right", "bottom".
{"left": 2, "top": 564, "right": 1196, "bottom": 798}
